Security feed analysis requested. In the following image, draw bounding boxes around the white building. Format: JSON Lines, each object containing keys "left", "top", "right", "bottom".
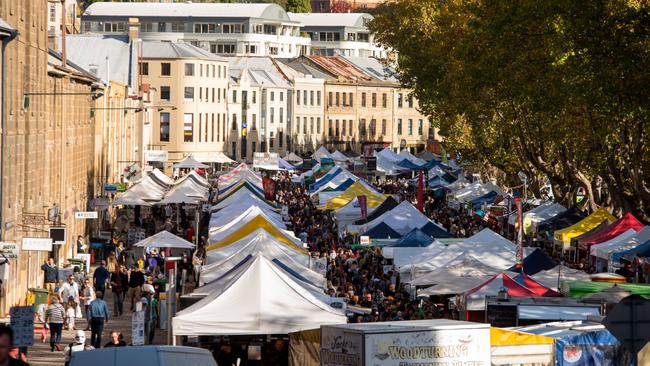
{"left": 288, "top": 12, "right": 386, "bottom": 58}
{"left": 81, "top": 2, "right": 311, "bottom": 58}
{"left": 48, "top": 0, "right": 80, "bottom": 49}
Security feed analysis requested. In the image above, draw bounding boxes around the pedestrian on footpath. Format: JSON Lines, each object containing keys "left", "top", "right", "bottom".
{"left": 103, "top": 331, "right": 126, "bottom": 348}
{"left": 0, "top": 325, "right": 29, "bottom": 366}
{"left": 59, "top": 275, "right": 80, "bottom": 304}
{"left": 127, "top": 266, "right": 145, "bottom": 311}
{"left": 79, "top": 278, "right": 95, "bottom": 331}
{"left": 93, "top": 260, "right": 110, "bottom": 295}
{"left": 41, "top": 258, "right": 58, "bottom": 294}
{"left": 110, "top": 265, "right": 128, "bottom": 317}
{"left": 63, "top": 330, "right": 93, "bottom": 366}
{"left": 87, "top": 290, "right": 109, "bottom": 348}
{"left": 45, "top": 297, "right": 65, "bottom": 352}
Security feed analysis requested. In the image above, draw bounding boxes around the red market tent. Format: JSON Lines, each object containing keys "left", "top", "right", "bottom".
{"left": 465, "top": 273, "right": 538, "bottom": 311}
{"left": 513, "top": 273, "right": 562, "bottom": 297}
{"left": 576, "top": 212, "right": 644, "bottom": 251}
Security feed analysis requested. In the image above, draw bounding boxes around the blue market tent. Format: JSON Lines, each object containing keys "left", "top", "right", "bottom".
{"left": 390, "top": 228, "right": 433, "bottom": 247}
{"left": 218, "top": 180, "right": 264, "bottom": 196}
{"left": 536, "top": 207, "right": 588, "bottom": 233}
{"left": 308, "top": 166, "right": 343, "bottom": 192}
{"left": 353, "top": 197, "right": 399, "bottom": 225}
{"left": 429, "top": 176, "right": 449, "bottom": 188}
{"left": 420, "top": 222, "right": 453, "bottom": 239}
{"left": 322, "top": 178, "right": 355, "bottom": 193}
{"left": 618, "top": 239, "right": 650, "bottom": 262}
{"left": 362, "top": 222, "right": 402, "bottom": 239}
{"left": 469, "top": 191, "right": 499, "bottom": 207}
{"left": 441, "top": 172, "right": 458, "bottom": 183}
{"left": 398, "top": 159, "right": 426, "bottom": 171}
{"left": 278, "top": 158, "right": 296, "bottom": 170}
{"left": 508, "top": 248, "right": 557, "bottom": 275}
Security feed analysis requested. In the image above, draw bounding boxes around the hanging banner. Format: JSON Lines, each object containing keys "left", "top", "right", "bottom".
{"left": 262, "top": 177, "right": 276, "bottom": 201}
{"left": 417, "top": 170, "right": 424, "bottom": 212}
{"left": 358, "top": 195, "right": 368, "bottom": 220}
{"left": 515, "top": 197, "right": 524, "bottom": 269}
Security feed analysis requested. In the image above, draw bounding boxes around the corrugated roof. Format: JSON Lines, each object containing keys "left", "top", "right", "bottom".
{"left": 341, "top": 56, "right": 398, "bottom": 82}
{"left": 307, "top": 55, "right": 373, "bottom": 81}
{"left": 288, "top": 12, "right": 373, "bottom": 28}
{"left": 65, "top": 34, "right": 135, "bottom": 86}
{"left": 278, "top": 58, "right": 335, "bottom": 81}
{"left": 228, "top": 63, "right": 291, "bottom": 88}
{"left": 142, "top": 41, "right": 227, "bottom": 62}
{"left": 84, "top": 2, "right": 294, "bottom": 23}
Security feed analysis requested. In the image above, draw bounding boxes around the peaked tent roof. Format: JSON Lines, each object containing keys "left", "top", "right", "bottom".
{"left": 554, "top": 207, "right": 616, "bottom": 244}
{"left": 324, "top": 181, "right": 384, "bottom": 210}
{"left": 524, "top": 203, "right": 567, "bottom": 235}
{"left": 330, "top": 150, "right": 350, "bottom": 161}
{"left": 351, "top": 200, "right": 431, "bottom": 235}
{"left": 173, "top": 155, "right": 209, "bottom": 169}
{"left": 409, "top": 255, "right": 501, "bottom": 287}
{"left": 213, "top": 186, "right": 277, "bottom": 210}
{"left": 312, "top": 146, "right": 333, "bottom": 162}
{"left": 309, "top": 166, "right": 343, "bottom": 192}
{"left": 417, "top": 150, "right": 439, "bottom": 161}
{"left": 513, "top": 273, "right": 562, "bottom": 297}
{"left": 536, "top": 207, "right": 587, "bottom": 233}
{"left": 207, "top": 215, "right": 305, "bottom": 253}
{"left": 420, "top": 222, "right": 453, "bottom": 239}
{"left": 399, "top": 149, "right": 427, "bottom": 166}
{"left": 591, "top": 226, "right": 650, "bottom": 260}
{"left": 391, "top": 228, "right": 433, "bottom": 247}
{"left": 133, "top": 230, "right": 195, "bottom": 249}
{"left": 466, "top": 273, "right": 538, "bottom": 310}
{"left": 508, "top": 248, "right": 557, "bottom": 275}
{"left": 576, "top": 212, "right": 644, "bottom": 251}
{"left": 284, "top": 152, "right": 303, "bottom": 163}
{"left": 353, "top": 197, "right": 399, "bottom": 225}
{"left": 531, "top": 265, "right": 592, "bottom": 291}
{"left": 361, "top": 222, "right": 402, "bottom": 239}
{"left": 173, "top": 256, "right": 346, "bottom": 336}
{"left": 278, "top": 158, "right": 296, "bottom": 170}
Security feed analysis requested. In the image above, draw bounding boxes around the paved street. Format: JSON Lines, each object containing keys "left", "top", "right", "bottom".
{"left": 26, "top": 287, "right": 168, "bottom": 366}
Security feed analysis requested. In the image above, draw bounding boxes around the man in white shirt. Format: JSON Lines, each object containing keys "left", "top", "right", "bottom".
{"left": 59, "top": 275, "right": 80, "bottom": 303}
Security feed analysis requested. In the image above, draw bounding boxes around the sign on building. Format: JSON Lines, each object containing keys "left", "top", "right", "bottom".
{"left": 10, "top": 306, "right": 34, "bottom": 347}
{"left": 22, "top": 237, "right": 53, "bottom": 251}
{"left": 75, "top": 211, "right": 98, "bottom": 219}
{"left": 145, "top": 150, "right": 168, "bottom": 162}
{"left": 0, "top": 242, "right": 20, "bottom": 259}
{"left": 22, "top": 214, "right": 47, "bottom": 226}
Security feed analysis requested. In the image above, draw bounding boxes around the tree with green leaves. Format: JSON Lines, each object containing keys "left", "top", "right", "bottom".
{"left": 370, "top": 0, "right": 650, "bottom": 222}
{"left": 286, "top": 0, "right": 311, "bottom": 13}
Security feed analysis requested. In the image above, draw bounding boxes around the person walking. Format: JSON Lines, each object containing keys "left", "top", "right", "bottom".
{"left": 93, "top": 260, "right": 110, "bottom": 295}
{"left": 79, "top": 278, "right": 95, "bottom": 331}
{"left": 87, "top": 291, "right": 109, "bottom": 349}
{"left": 45, "top": 297, "right": 65, "bottom": 352}
{"left": 109, "top": 265, "right": 128, "bottom": 317}
{"left": 127, "top": 266, "right": 145, "bottom": 311}
{"left": 103, "top": 331, "right": 126, "bottom": 348}
{"left": 41, "top": 258, "right": 59, "bottom": 294}
{"left": 58, "top": 275, "right": 79, "bottom": 304}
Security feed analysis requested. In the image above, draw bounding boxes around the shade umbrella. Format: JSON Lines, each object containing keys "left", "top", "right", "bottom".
{"left": 133, "top": 230, "right": 195, "bottom": 249}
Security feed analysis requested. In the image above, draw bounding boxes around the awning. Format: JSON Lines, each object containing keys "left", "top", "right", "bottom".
{"left": 133, "top": 230, "right": 195, "bottom": 249}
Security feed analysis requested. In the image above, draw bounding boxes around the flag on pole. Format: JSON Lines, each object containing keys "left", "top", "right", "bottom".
{"left": 358, "top": 195, "right": 368, "bottom": 220}
{"left": 417, "top": 170, "right": 424, "bottom": 213}
{"left": 515, "top": 197, "right": 524, "bottom": 269}
{"left": 262, "top": 176, "right": 275, "bottom": 201}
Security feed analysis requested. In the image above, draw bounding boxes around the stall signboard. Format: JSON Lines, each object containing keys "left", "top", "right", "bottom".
{"left": 75, "top": 211, "right": 98, "bottom": 219}
{"left": 22, "top": 237, "right": 53, "bottom": 251}
{"left": 10, "top": 306, "right": 34, "bottom": 346}
{"left": 131, "top": 310, "right": 145, "bottom": 346}
{"left": 364, "top": 328, "right": 490, "bottom": 366}
{"left": 359, "top": 236, "right": 370, "bottom": 246}
{"left": 321, "top": 326, "right": 363, "bottom": 366}
{"left": 145, "top": 150, "right": 168, "bottom": 162}
{"left": 0, "top": 242, "right": 19, "bottom": 259}
{"left": 115, "top": 183, "right": 127, "bottom": 192}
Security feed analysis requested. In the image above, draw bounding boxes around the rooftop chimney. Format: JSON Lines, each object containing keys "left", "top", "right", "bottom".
{"left": 128, "top": 18, "right": 140, "bottom": 44}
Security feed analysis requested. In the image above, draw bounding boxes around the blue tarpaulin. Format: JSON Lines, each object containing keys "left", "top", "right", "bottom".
{"left": 420, "top": 222, "right": 453, "bottom": 238}
{"left": 469, "top": 191, "right": 498, "bottom": 207}
{"left": 390, "top": 228, "right": 433, "bottom": 247}
{"left": 278, "top": 158, "right": 296, "bottom": 170}
{"left": 616, "top": 239, "right": 650, "bottom": 262}
{"left": 398, "top": 159, "right": 426, "bottom": 171}
{"left": 508, "top": 248, "right": 557, "bottom": 275}
{"left": 429, "top": 176, "right": 449, "bottom": 188}
{"left": 308, "top": 166, "right": 342, "bottom": 192}
{"left": 354, "top": 197, "right": 399, "bottom": 225}
{"left": 362, "top": 222, "right": 402, "bottom": 239}
{"left": 536, "top": 207, "right": 587, "bottom": 233}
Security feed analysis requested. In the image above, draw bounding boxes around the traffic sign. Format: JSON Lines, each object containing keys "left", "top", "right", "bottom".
{"left": 603, "top": 294, "right": 650, "bottom": 357}
{"left": 0, "top": 242, "right": 19, "bottom": 259}
{"left": 75, "top": 211, "right": 98, "bottom": 219}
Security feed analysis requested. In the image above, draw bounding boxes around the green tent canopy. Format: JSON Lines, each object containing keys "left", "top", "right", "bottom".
{"left": 565, "top": 280, "right": 650, "bottom": 299}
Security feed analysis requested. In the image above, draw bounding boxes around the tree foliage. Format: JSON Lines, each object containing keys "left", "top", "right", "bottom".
{"left": 370, "top": 0, "right": 650, "bottom": 221}
{"left": 286, "top": 0, "right": 312, "bottom": 13}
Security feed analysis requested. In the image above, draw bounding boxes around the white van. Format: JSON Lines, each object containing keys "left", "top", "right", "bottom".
{"left": 69, "top": 346, "right": 216, "bottom": 366}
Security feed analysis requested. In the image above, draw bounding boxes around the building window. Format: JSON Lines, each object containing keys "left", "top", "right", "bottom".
{"left": 160, "top": 112, "right": 170, "bottom": 142}
{"left": 49, "top": 4, "right": 56, "bottom": 22}
{"left": 360, "top": 119, "right": 366, "bottom": 136}
{"left": 140, "top": 22, "right": 154, "bottom": 33}
{"left": 342, "top": 119, "right": 346, "bottom": 136}
{"left": 318, "top": 32, "right": 341, "bottom": 41}
{"left": 185, "top": 63, "right": 195, "bottom": 76}
{"left": 418, "top": 119, "right": 423, "bottom": 135}
{"left": 158, "top": 22, "right": 166, "bottom": 32}
{"left": 342, "top": 93, "right": 347, "bottom": 107}
{"left": 328, "top": 120, "right": 333, "bottom": 136}
{"left": 263, "top": 24, "right": 277, "bottom": 35}
{"left": 232, "top": 114, "right": 237, "bottom": 130}
{"left": 408, "top": 95, "right": 414, "bottom": 108}
{"left": 349, "top": 92, "right": 353, "bottom": 107}
{"left": 252, "top": 114, "right": 257, "bottom": 130}
{"left": 317, "top": 118, "right": 321, "bottom": 134}
{"left": 279, "top": 108, "right": 284, "bottom": 124}
{"left": 335, "top": 92, "right": 340, "bottom": 106}
{"left": 398, "top": 93, "right": 403, "bottom": 108}
{"left": 382, "top": 93, "right": 387, "bottom": 108}
{"left": 232, "top": 90, "right": 237, "bottom": 103}
{"left": 253, "top": 24, "right": 264, "bottom": 34}
{"left": 217, "top": 114, "right": 221, "bottom": 141}
{"left": 296, "top": 90, "right": 301, "bottom": 105}
{"left": 222, "top": 23, "right": 243, "bottom": 34}
{"left": 211, "top": 114, "right": 215, "bottom": 142}
{"left": 296, "top": 117, "right": 300, "bottom": 134}
{"left": 184, "top": 87, "right": 194, "bottom": 101}
{"left": 199, "top": 87, "right": 203, "bottom": 101}
{"left": 270, "top": 132, "right": 275, "bottom": 149}
{"left": 328, "top": 92, "right": 333, "bottom": 107}
{"left": 270, "top": 92, "right": 275, "bottom": 102}
{"left": 160, "top": 86, "right": 170, "bottom": 101}
{"left": 408, "top": 119, "right": 413, "bottom": 135}
{"left": 171, "top": 22, "right": 185, "bottom": 32}
{"left": 335, "top": 120, "right": 340, "bottom": 136}
{"left": 371, "top": 93, "right": 377, "bottom": 107}
{"left": 194, "top": 23, "right": 217, "bottom": 33}
{"left": 280, "top": 92, "right": 284, "bottom": 102}
{"left": 184, "top": 113, "right": 194, "bottom": 142}
{"left": 397, "top": 119, "right": 402, "bottom": 135}
{"left": 370, "top": 119, "right": 376, "bottom": 136}
{"left": 252, "top": 91, "right": 257, "bottom": 104}
{"left": 317, "top": 91, "right": 322, "bottom": 106}
{"left": 103, "top": 22, "right": 125, "bottom": 32}
{"left": 198, "top": 113, "right": 202, "bottom": 142}
{"left": 310, "top": 91, "right": 314, "bottom": 106}
{"left": 349, "top": 120, "right": 353, "bottom": 135}
{"left": 269, "top": 46, "right": 279, "bottom": 55}
{"left": 382, "top": 119, "right": 387, "bottom": 135}
{"left": 212, "top": 88, "right": 215, "bottom": 103}
{"left": 279, "top": 131, "right": 283, "bottom": 148}
{"left": 309, "top": 117, "right": 314, "bottom": 134}
{"left": 140, "top": 62, "right": 149, "bottom": 76}
{"left": 361, "top": 93, "right": 366, "bottom": 107}
{"left": 161, "top": 63, "right": 171, "bottom": 76}
{"left": 245, "top": 44, "right": 258, "bottom": 54}
{"left": 270, "top": 107, "right": 275, "bottom": 124}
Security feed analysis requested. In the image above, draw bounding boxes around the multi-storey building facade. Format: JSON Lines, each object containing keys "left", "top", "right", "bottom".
{"left": 0, "top": 0, "right": 101, "bottom": 316}
{"left": 288, "top": 13, "right": 386, "bottom": 58}
{"left": 47, "top": 0, "right": 80, "bottom": 49}
{"left": 81, "top": 2, "right": 311, "bottom": 58}
{"left": 141, "top": 40, "right": 229, "bottom": 167}
{"left": 311, "top": 0, "right": 385, "bottom": 13}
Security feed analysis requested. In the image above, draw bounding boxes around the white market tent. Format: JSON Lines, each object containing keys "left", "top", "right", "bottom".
{"left": 331, "top": 150, "right": 350, "bottom": 162}
{"left": 590, "top": 226, "right": 650, "bottom": 271}
{"left": 284, "top": 152, "right": 303, "bottom": 163}
{"left": 526, "top": 204, "right": 568, "bottom": 234}
{"left": 312, "top": 146, "right": 333, "bottom": 162}
{"left": 173, "top": 155, "right": 209, "bottom": 169}
{"left": 399, "top": 149, "right": 426, "bottom": 166}
{"left": 132, "top": 230, "right": 195, "bottom": 249}
{"left": 158, "top": 189, "right": 203, "bottom": 205}
{"left": 209, "top": 207, "right": 288, "bottom": 243}
{"left": 530, "top": 265, "right": 592, "bottom": 292}
{"left": 150, "top": 168, "right": 175, "bottom": 186}
{"left": 376, "top": 148, "right": 404, "bottom": 175}
{"left": 212, "top": 188, "right": 277, "bottom": 211}
{"left": 309, "top": 169, "right": 359, "bottom": 197}
{"left": 209, "top": 204, "right": 283, "bottom": 237}
{"left": 417, "top": 276, "right": 494, "bottom": 297}
{"left": 408, "top": 255, "right": 501, "bottom": 287}
{"left": 428, "top": 165, "right": 447, "bottom": 179}
{"left": 454, "top": 182, "right": 504, "bottom": 203}
{"left": 348, "top": 201, "right": 431, "bottom": 235}
{"left": 173, "top": 255, "right": 347, "bottom": 336}
{"left": 508, "top": 202, "right": 554, "bottom": 226}
{"left": 208, "top": 152, "right": 236, "bottom": 164}
{"left": 112, "top": 194, "right": 152, "bottom": 206}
